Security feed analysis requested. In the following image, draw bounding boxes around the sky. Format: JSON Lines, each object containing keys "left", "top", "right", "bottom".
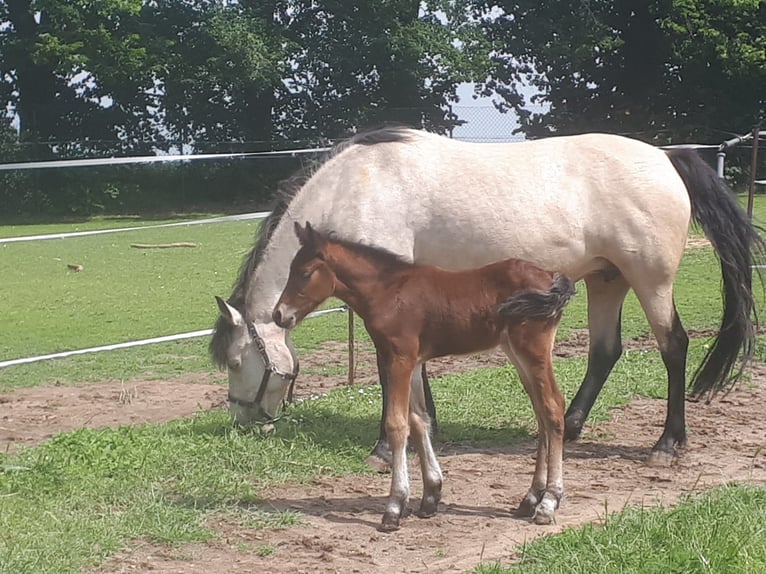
{"left": 451, "top": 83, "right": 524, "bottom": 142}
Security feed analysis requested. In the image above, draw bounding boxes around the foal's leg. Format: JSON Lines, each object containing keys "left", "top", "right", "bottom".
{"left": 505, "top": 329, "right": 566, "bottom": 525}
{"left": 368, "top": 357, "right": 436, "bottom": 473}
{"left": 565, "top": 273, "right": 630, "bottom": 440}
{"left": 380, "top": 356, "right": 417, "bottom": 531}
{"left": 409, "top": 400, "right": 443, "bottom": 518}
{"left": 501, "top": 342, "right": 548, "bottom": 516}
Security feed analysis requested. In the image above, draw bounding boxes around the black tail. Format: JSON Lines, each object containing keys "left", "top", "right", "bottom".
{"left": 497, "top": 274, "right": 576, "bottom": 322}
{"left": 666, "top": 149, "right": 766, "bottom": 397}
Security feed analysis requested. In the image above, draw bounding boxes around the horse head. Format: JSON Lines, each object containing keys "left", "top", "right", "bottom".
{"left": 213, "top": 296, "right": 298, "bottom": 424}
{"left": 273, "top": 222, "right": 336, "bottom": 329}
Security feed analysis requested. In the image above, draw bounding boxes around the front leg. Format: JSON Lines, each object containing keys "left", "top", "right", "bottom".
{"left": 380, "top": 357, "right": 416, "bottom": 531}
{"left": 367, "top": 358, "right": 437, "bottom": 473}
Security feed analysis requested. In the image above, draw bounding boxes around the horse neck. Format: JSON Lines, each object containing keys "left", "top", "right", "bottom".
{"left": 243, "top": 200, "right": 325, "bottom": 326}
{"left": 324, "top": 243, "right": 402, "bottom": 316}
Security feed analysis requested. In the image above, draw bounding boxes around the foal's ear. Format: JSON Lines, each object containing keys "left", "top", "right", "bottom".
{"left": 294, "top": 220, "right": 321, "bottom": 246}
{"left": 294, "top": 221, "right": 310, "bottom": 245}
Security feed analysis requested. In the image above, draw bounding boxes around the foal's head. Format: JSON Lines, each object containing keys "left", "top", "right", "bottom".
{"left": 273, "top": 222, "right": 335, "bottom": 329}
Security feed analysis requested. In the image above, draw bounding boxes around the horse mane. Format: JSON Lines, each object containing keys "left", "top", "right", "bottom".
{"left": 317, "top": 230, "right": 413, "bottom": 276}
{"left": 209, "top": 126, "right": 416, "bottom": 367}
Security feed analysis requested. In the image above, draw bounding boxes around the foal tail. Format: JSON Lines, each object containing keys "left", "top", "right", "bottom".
{"left": 666, "top": 149, "right": 766, "bottom": 397}
{"left": 498, "top": 274, "right": 576, "bottom": 322}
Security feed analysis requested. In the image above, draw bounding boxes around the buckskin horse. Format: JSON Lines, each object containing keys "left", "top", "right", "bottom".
{"left": 210, "top": 127, "right": 764, "bottom": 467}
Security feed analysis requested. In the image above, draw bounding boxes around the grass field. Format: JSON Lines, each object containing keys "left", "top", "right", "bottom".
{"left": 1, "top": 197, "right": 766, "bottom": 573}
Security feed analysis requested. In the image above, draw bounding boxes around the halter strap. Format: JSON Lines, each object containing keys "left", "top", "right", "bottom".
{"left": 227, "top": 322, "right": 300, "bottom": 414}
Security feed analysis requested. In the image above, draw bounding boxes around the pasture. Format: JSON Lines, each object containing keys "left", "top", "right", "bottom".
{"left": 1, "top": 205, "right": 766, "bottom": 573}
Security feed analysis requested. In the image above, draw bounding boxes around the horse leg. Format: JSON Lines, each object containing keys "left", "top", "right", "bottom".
{"left": 367, "top": 358, "right": 436, "bottom": 473}
{"left": 565, "top": 273, "right": 630, "bottom": 440}
{"left": 366, "top": 350, "right": 393, "bottom": 472}
{"left": 631, "top": 283, "right": 689, "bottom": 465}
{"left": 380, "top": 356, "right": 416, "bottom": 531}
{"left": 505, "top": 328, "right": 565, "bottom": 525}
{"left": 420, "top": 363, "right": 438, "bottom": 434}
{"left": 409, "top": 395, "right": 443, "bottom": 518}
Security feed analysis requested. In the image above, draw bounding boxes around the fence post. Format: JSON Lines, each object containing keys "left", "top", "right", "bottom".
{"left": 748, "top": 126, "right": 760, "bottom": 219}
{"left": 347, "top": 309, "right": 355, "bottom": 385}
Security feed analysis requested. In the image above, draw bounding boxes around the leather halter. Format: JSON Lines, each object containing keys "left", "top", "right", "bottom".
{"left": 227, "top": 322, "right": 300, "bottom": 416}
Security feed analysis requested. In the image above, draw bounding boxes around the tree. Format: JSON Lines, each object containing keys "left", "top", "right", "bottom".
{"left": 472, "top": 0, "right": 766, "bottom": 143}
{"left": 275, "top": 1, "right": 491, "bottom": 140}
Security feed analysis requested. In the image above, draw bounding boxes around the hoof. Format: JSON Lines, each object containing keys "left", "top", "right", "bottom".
{"left": 365, "top": 454, "right": 391, "bottom": 473}
{"left": 564, "top": 418, "right": 583, "bottom": 442}
{"left": 533, "top": 510, "right": 554, "bottom": 525}
{"left": 515, "top": 497, "right": 538, "bottom": 518}
{"left": 647, "top": 449, "right": 676, "bottom": 467}
{"left": 379, "top": 514, "right": 401, "bottom": 532}
{"left": 416, "top": 499, "right": 439, "bottom": 519}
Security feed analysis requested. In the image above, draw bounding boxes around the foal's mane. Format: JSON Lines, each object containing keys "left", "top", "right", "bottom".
{"left": 209, "top": 126, "right": 415, "bottom": 367}
{"left": 317, "top": 231, "right": 413, "bottom": 276}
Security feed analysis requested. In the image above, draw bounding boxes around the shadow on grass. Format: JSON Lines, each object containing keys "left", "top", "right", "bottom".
{"left": 173, "top": 406, "right": 652, "bottom": 465}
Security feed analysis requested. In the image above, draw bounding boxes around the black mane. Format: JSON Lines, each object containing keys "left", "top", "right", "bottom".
{"left": 209, "top": 126, "right": 415, "bottom": 367}
{"left": 319, "top": 231, "right": 413, "bottom": 276}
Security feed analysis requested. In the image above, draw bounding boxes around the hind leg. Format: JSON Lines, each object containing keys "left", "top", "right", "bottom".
{"left": 565, "top": 273, "right": 630, "bottom": 440}
{"left": 503, "top": 330, "right": 566, "bottom": 525}
{"left": 631, "top": 283, "right": 688, "bottom": 465}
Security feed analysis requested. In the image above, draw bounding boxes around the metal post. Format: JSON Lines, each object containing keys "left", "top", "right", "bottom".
{"left": 347, "top": 309, "right": 355, "bottom": 385}
{"left": 716, "top": 151, "right": 726, "bottom": 179}
{"left": 747, "top": 126, "right": 760, "bottom": 220}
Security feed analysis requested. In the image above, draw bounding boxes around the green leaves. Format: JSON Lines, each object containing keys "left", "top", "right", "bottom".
{"left": 475, "top": 0, "right": 765, "bottom": 142}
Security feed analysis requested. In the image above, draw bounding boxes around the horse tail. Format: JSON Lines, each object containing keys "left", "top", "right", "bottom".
{"left": 497, "top": 274, "right": 576, "bottom": 322}
{"left": 665, "top": 149, "right": 766, "bottom": 397}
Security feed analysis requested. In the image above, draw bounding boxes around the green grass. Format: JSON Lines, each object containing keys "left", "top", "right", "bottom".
{"left": 0, "top": 216, "right": 363, "bottom": 388}
{"left": 0, "top": 338, "right": 729, "bottom": 574}
{"left": 1, "top": 197, "right": 766, "bottom": 572}
{"left": 476, "top": 484, "right": 766, "bottom": 574}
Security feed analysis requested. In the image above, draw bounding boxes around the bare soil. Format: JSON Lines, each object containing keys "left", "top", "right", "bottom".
{"left": 2, "top": 339, "right": 765, "bottom": 574}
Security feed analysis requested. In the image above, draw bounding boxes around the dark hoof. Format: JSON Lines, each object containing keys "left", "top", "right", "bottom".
{"left": 416, "top": 498, "right": 440, "bottom": 519}
{"left": 515, "top": 497, "right": 537, "bottom": 518}
{"left": 564, "top": 417, "right": 584, "bottom": 442}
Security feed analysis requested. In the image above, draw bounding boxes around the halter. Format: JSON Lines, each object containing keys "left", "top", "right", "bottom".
{"left": 227, "top": 321, "right": 300, "bottom": 416}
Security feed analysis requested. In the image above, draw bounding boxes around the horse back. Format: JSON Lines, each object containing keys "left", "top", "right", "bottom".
{"left": 374, "top": 259, "right": 560, "bottom": 361}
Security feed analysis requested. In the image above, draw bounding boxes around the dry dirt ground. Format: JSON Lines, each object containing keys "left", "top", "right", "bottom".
{"left": 2, "top": 337, "right": 765, "bottom": 574}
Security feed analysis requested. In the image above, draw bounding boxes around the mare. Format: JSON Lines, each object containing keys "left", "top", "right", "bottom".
{"left": 210, "top": 128, "right": 764, "bottom": 468}
{"left": 273, "top": 222, "right": 576, "bottom": 529}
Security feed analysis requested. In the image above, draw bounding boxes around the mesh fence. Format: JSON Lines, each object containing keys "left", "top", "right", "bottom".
{"left": 450, "top": 105, "right": 525, "bottom": 143}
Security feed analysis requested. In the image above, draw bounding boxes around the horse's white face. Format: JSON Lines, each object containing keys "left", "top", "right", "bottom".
{"left": 215, "top": 298, "right": 295, "bottom": 423}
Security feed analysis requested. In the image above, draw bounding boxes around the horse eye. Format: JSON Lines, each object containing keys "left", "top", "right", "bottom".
{"left": 302, "top": 268, "right": 315, "bottom": 280}
{"left": 228, "top": 359, "right": 241, "bottom": 370}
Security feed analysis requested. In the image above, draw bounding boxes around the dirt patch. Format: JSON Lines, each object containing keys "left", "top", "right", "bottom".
{"left": 0, "top": 329, "right": 738, "bottom": 454}
{"left": 0, "top": 373, "right": 227, "bottom": 454}
{"left": 98, "top": 377, "right": 766, "bottom": 574}
{"left": 3, "top": 339, "right": 766, "bottom": 573}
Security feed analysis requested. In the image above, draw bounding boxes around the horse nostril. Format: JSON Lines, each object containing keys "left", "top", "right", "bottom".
{"left": 272, "top": 308, "right": 282, "bottom": 325}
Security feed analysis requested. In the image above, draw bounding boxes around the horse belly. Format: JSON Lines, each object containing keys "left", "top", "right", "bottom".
{"left": 418, "top": 321, "right": 503, "bottom": 361}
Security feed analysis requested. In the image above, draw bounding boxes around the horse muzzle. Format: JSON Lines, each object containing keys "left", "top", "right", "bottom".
{"left": 272, "top": 304, "right": 297, "bottom": 329}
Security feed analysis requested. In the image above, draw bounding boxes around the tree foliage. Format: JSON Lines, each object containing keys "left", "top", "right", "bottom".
{"left": 1, "top": 0, "right": 763, "bottom": 216}
{"left": 473, "top": 0, "right": 766, "bottom": 142}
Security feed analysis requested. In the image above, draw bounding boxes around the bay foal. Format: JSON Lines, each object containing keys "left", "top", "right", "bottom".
{"left": 273, "top": 222, "right": 575, "bottom": 530}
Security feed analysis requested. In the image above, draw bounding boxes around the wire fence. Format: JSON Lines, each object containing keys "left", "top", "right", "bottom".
{"left": 1, "top": 124, "right": 761, "bottom": 372}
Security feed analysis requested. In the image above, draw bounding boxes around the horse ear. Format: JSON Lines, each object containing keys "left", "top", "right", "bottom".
{"left": 215, "top": 296, "right": 244, "bottom": 327}
{"left": 294, "top": 221, "right": 308, "bottom": 245}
